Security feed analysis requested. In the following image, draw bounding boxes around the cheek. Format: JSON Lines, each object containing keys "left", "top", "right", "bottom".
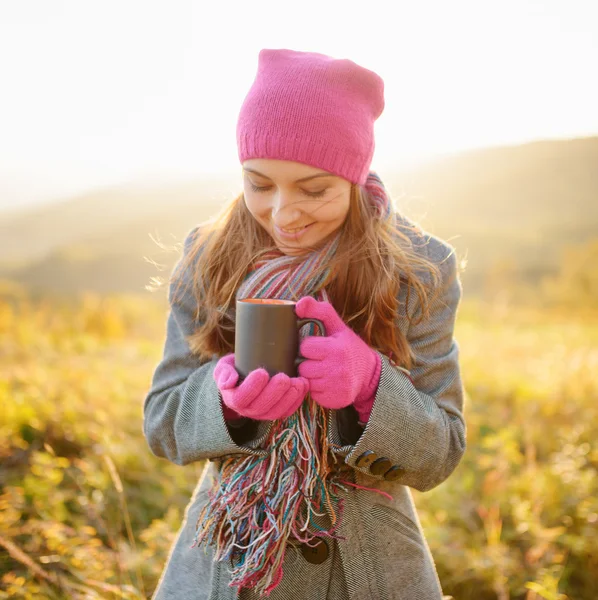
{"left": 243, "top": 193, "right": 269, "bottom": 220}
{"left": 313, "top": 195, "right": 350, "bottom": 225}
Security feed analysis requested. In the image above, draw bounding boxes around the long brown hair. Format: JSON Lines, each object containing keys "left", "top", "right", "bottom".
{"left": 172, "top": 183, "right": 442, "bottom": 370}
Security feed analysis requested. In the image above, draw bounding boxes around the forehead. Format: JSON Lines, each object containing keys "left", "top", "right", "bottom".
{"left": 242, "top": 158, "right": 337, "bottom": 182}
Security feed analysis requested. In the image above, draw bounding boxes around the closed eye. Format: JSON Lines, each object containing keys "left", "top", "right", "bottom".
{"left": 250, "top": 183, "right": 272, "bottom": 193}
{"left": 301, "top": 189, "right": 327, "bottom": 198}
{"left": 249, "top": 183, "right": 328, "bottom": 198}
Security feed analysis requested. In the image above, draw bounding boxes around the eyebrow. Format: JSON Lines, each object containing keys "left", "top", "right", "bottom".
{"left": 243, "top": 168, "right": 335, "bottom": 183}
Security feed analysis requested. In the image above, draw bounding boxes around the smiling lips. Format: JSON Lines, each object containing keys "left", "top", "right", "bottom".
{"left": 274, "top": 222, "right": 315, "bottom": 240}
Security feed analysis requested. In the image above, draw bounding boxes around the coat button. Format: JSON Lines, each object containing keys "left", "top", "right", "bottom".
{"left": 301, "top": 539, "right": 329, "bottom": 564}
{"left": 355, "top": 450, "right": 378, "bottom": 468}
{"left": 370, "top": 457, "right": 392, "bottom": 476}
{"left": 383, "top": 465, "right": 403, "bottom": 481}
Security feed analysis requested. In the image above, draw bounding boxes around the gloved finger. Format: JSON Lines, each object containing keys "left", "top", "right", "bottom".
{"left": 287, "top": 376, "right": 309, "bottom": 406}
{"left": 226, "top": 368, "right": 270, "bottom": 410}
{"left": 243, "top": 372, "right": 292, "bottom": 419}
{"left": 295, "top": 296, "right": 345, "bottom": 335}
{"left": 265, "top": 378, "right": 309, "bottom": 420}
{"left": 300, "top": 376, "right": 328, "bottom": 396}
{"left": 311, "top": 391, "right": 352, "bottom": 410}
{"left": 299, "top": 335, "right": 334, "bottom": 361}
{"left": 214, "top": 354, "right": 239, "bottom": 390}
{"left": 297, "top": 357, "right": 330, "bottom": 381}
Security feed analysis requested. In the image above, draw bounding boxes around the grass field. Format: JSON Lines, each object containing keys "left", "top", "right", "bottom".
{"left": 1, "top": 291, "right": 597, "bottom": 599}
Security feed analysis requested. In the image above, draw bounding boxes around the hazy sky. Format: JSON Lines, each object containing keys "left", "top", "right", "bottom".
{"left": 1, "top": 0, "right": 597, "bottom": 208}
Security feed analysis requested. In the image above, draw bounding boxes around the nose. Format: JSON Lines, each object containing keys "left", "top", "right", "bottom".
{"left": 271, "top": 190, "right": 302, "bottom": 227}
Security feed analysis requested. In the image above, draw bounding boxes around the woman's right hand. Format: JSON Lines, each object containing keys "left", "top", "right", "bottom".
{"left": 213, "top": 354, "right": 309, "bottom": 421}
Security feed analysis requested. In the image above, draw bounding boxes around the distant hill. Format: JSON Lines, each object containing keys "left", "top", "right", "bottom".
{"left": 0, "top": 176, "right": 237, "bottom": 266}
{"left": 386, "top": 136, "right": 598, "bottom": 289}
{"left": 1, "top": 136, "right": 597, "bottom": 296}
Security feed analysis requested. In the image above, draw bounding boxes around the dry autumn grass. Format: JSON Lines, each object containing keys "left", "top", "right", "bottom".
{"left": 1, "top": 287, "right": 597, "bottom": 599}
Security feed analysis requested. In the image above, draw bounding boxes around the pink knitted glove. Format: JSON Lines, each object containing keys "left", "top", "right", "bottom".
{"left": 214, "top": 354, "right": 309, "bottom": 421}
{"left": 295, "top": 297, "right": 382, "bottom": 422}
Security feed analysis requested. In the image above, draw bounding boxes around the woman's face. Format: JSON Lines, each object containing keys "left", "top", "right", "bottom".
{"left": 242, "top": 159, "right": 352, "bottom": 256}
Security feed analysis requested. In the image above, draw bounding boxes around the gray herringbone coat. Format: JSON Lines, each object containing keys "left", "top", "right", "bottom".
{"left": 142, "top": 219, "right": 466, "bottom": 600}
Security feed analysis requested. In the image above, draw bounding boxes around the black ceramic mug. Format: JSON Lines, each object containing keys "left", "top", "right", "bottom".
{"left": 234, "top": 298, "right": 326, "bottom": 378}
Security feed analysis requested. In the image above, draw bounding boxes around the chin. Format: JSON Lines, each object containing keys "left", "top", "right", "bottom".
{"left": 277, "top": 233, "right": 335, "bottom": 256}
{"left": 276, "top": 244, "right": 308, "bottom": 256}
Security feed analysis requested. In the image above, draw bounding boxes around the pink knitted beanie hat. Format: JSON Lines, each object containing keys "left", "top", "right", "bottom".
{"left": 236, "top": 49, "right": 385, "bottom": 186}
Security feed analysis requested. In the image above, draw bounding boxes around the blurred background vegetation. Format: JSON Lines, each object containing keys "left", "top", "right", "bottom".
{"left": 1, "top": 136, "right": 597, "bottom": 300}
{"left": 1, "top": 137, "right": 597, "bottom": 599}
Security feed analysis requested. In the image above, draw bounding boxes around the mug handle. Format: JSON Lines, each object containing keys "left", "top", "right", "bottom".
{"left": 295, "top": 318, "right": 326, "bottom": 368}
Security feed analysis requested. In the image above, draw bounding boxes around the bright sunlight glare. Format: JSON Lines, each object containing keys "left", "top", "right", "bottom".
{"left": 0, "top": 0, "right": 597, "bottom": 207}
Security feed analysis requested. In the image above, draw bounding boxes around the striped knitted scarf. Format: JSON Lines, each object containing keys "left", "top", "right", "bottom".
{"left": 192, "top": 172, "right": 391, "bottom": 596}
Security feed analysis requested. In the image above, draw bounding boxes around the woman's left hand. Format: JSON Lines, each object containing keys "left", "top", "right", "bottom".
{"left": 295, "top": 296, "right": 381, "bottom": 421}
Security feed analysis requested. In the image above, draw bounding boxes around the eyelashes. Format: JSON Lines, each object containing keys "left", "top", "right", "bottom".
{"left": 249, "top": 183, "right": 271, "bottom": 193}
{"left": 249, "top": 183, "right": 328, "bottom": 199}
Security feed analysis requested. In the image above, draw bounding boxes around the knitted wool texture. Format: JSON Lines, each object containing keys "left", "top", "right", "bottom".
{"left": 237, "top": 49, "right": 385, "bottom": 186}
{"left": 295, "top": 296, "right": 383, "bottom": 421}
{"left": 193, "top": 244, "right": 342, "bottom": 597}
{"left": 192, "top": 173, "right": 392, "bottom": 596}
{"left": 221, "top": 171, "right": 390, "bottom": 425}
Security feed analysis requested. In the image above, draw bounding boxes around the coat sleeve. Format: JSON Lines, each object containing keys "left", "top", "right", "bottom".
{"left": 328, "top": 236, "right": 466, "bottom": 492}
{"left": 142, "top": 227, "right": 273, "bottom": 466}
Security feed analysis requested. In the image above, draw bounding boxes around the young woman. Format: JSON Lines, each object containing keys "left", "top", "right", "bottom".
{"left": 143, "top": 48, "right": 465, "bottom": 600}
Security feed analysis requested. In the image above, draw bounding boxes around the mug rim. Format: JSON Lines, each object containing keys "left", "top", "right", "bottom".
{"left": 238, "top": 298, "right": 296, "bottom": 305}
